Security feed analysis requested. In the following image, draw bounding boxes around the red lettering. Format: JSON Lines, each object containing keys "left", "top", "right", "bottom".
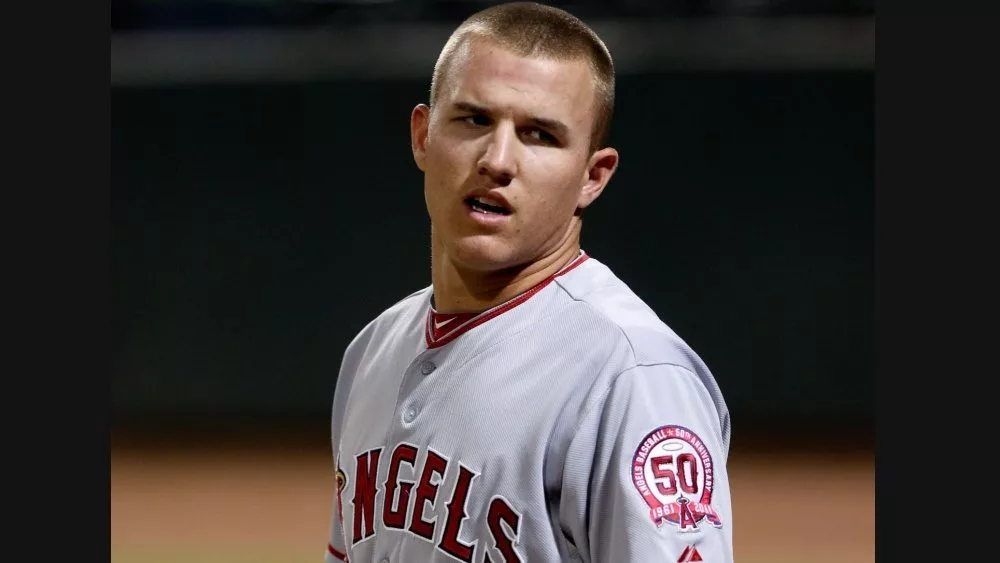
{"left": 678, "top": 499, "right": 697, "bottom": 530}
{"left": 677, "top": 453, "right": 699, "bottom": 494}
{"left": 438, "top": 464, "right": 477, "bottom": 562}
{"left": 651, "top": 455, "right": 678, "bottom": 495}
{"left": 352, "top": 448, "right": 382, "bottom": 544}
{"left": 409, "top": 449, "right": 448, "bottom": 540}
{"left": 383, "top": 444, "right": 418, "bottom": 530}
{"left": 487, "top": 497, "right": 522, "bottom": 563}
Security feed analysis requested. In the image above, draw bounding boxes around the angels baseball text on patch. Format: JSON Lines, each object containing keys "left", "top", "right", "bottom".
{"left": 631, "top": 425, "right": 724, "bottom": 531}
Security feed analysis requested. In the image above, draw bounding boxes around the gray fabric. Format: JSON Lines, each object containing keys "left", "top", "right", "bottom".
{"left": 325, "top": 255, "right": 733, "bottom": 563}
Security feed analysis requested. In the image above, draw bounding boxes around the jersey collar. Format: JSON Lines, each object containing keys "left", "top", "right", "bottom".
{"left": 425, "top": 251, "right": 589, "bottom": 349}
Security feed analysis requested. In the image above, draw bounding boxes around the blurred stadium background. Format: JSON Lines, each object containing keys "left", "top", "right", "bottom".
{"left": 111, "top": 1, "right": 874, "bottom": 561}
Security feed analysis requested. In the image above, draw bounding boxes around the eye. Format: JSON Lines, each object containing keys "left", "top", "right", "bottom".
{"left": 462, "top": 114, "right": 491, "bottom": 126}
{"left": 525, "top": 128, "right": 558, "bottom": 146}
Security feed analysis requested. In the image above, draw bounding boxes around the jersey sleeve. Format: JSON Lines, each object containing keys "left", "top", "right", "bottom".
{"left": 561, "top": 362, "right": 734, "bottom": 563}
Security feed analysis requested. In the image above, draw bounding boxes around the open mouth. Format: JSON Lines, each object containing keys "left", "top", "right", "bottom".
{"left": 464, "top": 196, "right": 512, "bottom": 216}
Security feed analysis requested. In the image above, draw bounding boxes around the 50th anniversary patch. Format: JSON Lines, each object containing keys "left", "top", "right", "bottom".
{"left": 631, "top": 425, "right": 724, "bottom": 532}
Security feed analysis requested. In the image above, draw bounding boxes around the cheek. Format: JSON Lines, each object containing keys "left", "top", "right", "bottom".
{"left": 426, "top": 143, "right": 469, "bottom": 186}
{"left": 537, "top": 165, "right": 585, "bottom": 211}
{"left": 424, "top": 161, "right": 465, "bottom": 219}
{"left": 518, "top": 180, "right": 580, "bottom": 234}
{"left": 425, "top": 176, "right": 452, "bottom": 216}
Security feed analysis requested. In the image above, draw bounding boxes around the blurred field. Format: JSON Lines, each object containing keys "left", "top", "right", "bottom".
{"left": 111, "top": 433, "right": 873, "bottom": 563}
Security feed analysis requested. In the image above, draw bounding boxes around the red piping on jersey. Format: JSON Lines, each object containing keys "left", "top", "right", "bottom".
{"left": 327, "top": 544, "right": 348, "bottom": 562}
{"left": 424, "top": 252, "right": 589, "bottom": 349}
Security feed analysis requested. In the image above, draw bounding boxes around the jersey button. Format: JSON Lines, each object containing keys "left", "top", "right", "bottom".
{"left": 419, "top": 361, "right": 436, "bottom": 375}
{"left": 403, "top": 406, "right": 419, "bottom": 423}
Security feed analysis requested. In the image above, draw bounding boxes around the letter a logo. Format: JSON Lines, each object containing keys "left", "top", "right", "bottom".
{"left": 678, "top": 498, "right": 698, "bottom": 530}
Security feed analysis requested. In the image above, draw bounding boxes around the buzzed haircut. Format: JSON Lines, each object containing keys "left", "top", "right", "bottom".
{"left": 429, "top": 2, "right": 615, "bottom": 152}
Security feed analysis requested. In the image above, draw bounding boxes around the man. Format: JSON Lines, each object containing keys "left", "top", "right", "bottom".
{"left": 324, "top": 3, "right": 734, "bottom": 562}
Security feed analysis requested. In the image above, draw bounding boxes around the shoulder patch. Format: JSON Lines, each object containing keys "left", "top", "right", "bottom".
{"left": 631, "top": 425, "right": 724, "bottom": 532}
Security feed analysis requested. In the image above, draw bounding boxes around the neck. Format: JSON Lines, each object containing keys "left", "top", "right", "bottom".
{"left": 430, "top": 227, "right": 583, "bottom": 314}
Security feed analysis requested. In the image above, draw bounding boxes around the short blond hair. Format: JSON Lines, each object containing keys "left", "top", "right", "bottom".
{"left": 429, "top": 2, "right": 615, "bottom": 152}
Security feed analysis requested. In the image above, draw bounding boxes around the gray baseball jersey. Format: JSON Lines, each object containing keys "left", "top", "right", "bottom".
{"left": 324, "top": 252, "right": 733, "bottom": 563}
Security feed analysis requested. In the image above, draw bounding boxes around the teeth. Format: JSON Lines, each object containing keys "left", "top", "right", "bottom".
{"left": 473, "top": 196, "right": 507, "bottom": 210}
{"left": 468, "top": 195, "right": 510, "bottom": 216}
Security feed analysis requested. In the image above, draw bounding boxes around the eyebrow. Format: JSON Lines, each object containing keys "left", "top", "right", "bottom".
{"left": 453, "top": 101, "right": 570, "bottom": 139}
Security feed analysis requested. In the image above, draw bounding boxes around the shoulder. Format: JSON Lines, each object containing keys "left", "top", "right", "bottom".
{"left": 552, "top": 256, "right": 708, "bottom": 375}
{"left": 553, "top": 256, "right": 730, "bottom": 448}
{"left": 341, "top": 285, "right": 431, "bottom": 363}
{"left": 548, "top": 258, "right": 731, "bottom": 456}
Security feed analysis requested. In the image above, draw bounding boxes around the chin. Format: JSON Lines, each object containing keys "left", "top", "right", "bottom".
{"left": 447, "top": 235, "right": 525, "bottom": 273}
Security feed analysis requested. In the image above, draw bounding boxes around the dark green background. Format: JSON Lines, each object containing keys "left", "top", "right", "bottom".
{"left": 112, "top": 70, "right": 873, "bottom": 432}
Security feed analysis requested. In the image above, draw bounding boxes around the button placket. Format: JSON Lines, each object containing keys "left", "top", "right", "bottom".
{"left": 393, "top": 352, "right": 440, "bottom": 429}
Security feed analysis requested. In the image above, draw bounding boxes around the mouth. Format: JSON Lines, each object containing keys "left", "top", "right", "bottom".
{"left": 464, "top": 195, "right": 512, "bottom": 216}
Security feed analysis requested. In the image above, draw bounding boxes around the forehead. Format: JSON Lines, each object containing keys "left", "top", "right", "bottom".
{"left": 440, "top": 38, "right": 597, "bottom": 130}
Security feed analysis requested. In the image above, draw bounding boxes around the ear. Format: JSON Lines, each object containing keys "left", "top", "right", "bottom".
{"left": 410, "top": 104, "right": 431, "bottom": 172}
{"left": 577, "top": 147, "right": 619, "bottom": 210}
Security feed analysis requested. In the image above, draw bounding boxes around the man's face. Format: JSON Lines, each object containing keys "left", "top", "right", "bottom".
{"left": 412, "top": 38, "right": 616, "bottom": 272}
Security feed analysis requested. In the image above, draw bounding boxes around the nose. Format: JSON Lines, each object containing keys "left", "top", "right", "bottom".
{"left": 477, "top": 123, "right": 517, "bottom": 186}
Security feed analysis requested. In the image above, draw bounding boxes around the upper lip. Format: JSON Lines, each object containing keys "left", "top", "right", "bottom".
{"left": 465, "top": 189, "right": 513, "bottom": 212}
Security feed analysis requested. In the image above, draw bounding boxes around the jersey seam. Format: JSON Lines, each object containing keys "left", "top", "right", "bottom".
{"left": 552, "top": 277, "right": 702, "bottom": 418}
{"left": 573, "top": 360, "right": 700, "bottom": 433}
{"left": 615, "top": 362, "right": 726, "bottom": 455}
{"left": 568, "top": 361, "right": 723, "bottom": 471}
{"left": 552, "top": 276, "right": 639, "bottom": 364}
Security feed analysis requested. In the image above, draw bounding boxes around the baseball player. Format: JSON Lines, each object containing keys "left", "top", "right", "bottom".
{"left": 324, "top": 3, "right": 734, "bottom": 562}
